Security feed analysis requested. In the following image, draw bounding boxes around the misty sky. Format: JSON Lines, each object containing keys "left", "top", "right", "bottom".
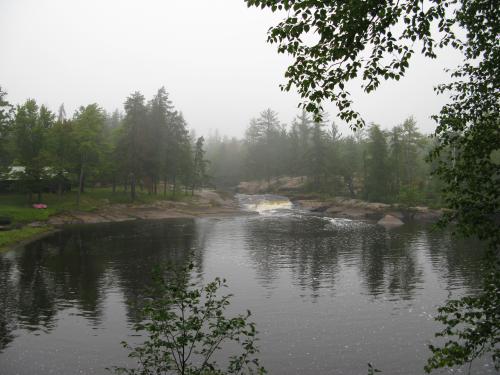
{"left": 1, "top": 0, "right": 463, "bottom": 137}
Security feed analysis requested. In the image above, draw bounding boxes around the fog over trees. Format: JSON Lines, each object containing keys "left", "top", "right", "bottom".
{"left": 1, "top": 84, "right": 440, "bottom": 207}
{"left": 207, "top": 108, "right": 439, "bottom": 205}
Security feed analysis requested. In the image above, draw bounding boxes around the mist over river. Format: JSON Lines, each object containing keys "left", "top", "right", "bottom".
{"left": 0, "top": 196, "right": 494, "bottom": 374}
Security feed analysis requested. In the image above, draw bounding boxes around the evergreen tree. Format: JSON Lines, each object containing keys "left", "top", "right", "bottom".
{"left": 12, "top": 99, "right": 54, "bottom": 202}
{"left": 72, "top": 104, "right": 106, "bottom": 206}
{"left": 364, "top": 125, "right": 390, "bottom": 202}
{"left": 165, "top": 111, "right": 190, "bottom": 195}
{"left": 120, "top": 92, "right": 148, "bottom": 201}
{"left": 192, "top": 136, "right": 208, "bottom": 194}
{"left": 245, "top": 109, "right": 281, "bottom": 182}
{"left": 0, "top": 87, "right": 13, "bottom": 170}
{"left": 146, "top": 87, "right": 173, "bottom": 194}
{"left": 47, "top": 116, "right": 75, "bottom": 196}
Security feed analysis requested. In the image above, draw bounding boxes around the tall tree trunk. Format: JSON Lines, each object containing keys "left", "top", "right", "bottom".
{"left": 163, "top": 176, "right": 167, "bottom": 196}
{"left": 80, "top": 174, "right": 85, "bottom": 193}
{"left": 130, "top": 173, "right": 136, "bottom": 202}
{"left": 112, "top": 176, "right": 116, "bottom": 194}
{"left": 77, "top": 163, "right": 84, "bottom": 207}
{"left": 172, "top": 175, "right": 176, "bottom": 196}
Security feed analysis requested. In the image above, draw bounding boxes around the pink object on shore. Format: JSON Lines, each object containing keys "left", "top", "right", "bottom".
{"left": 32, "top": 203, "right": 48, "bottom": 209}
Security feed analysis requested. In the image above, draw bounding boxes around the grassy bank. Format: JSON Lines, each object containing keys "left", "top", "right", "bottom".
{"left": 0, "top": 226, "right": 54, "bottom": 252}
{"left": 0, "top": 187, "right": 193, "bottom": 250}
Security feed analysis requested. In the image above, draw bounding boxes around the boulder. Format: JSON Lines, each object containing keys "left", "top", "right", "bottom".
{"left": 377, "top": 214, "right": 404, "bottom": 227}
{"left": 0, "top": 217, "right": 12, "bottom": 225}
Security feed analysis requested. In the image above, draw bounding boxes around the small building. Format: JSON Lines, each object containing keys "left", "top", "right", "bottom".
{"left": 0, "top": 166, "right": 71, "bottom": 193}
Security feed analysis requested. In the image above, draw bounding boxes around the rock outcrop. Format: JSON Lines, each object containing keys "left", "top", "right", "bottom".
{"left": 377, "top": 214, "right": 404, "bottom": 227}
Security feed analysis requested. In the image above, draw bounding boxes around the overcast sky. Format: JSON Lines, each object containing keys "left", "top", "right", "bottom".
{"left": 0, "top": 0, "right": 463, "bottom": 137}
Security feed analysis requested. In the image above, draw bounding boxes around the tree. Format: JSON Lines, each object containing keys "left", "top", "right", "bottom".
{"left": 46, "top": 115, "right": 75, "bottom": 196}
{"left": 245, "top": 109, "right": 282, "bottom": 183}
{"left": 112, "top": 265, "right": 266, "bottom": 375}
{"left": 120, "top": 92, "right": 148, "bottom": 201}
{"left": 165, "top": 112, "right": 190, "bottom": 196}
{"left": 146, "top": 87, "right": 173, "bottom": 194}
{"left": 72, "top": 104, "right": 106, "bottom": 206}
{"left": 12, "top": 99, "right": 54, "bottom": 202}
{"left": 308, "top": 119, "right": 327, "bottom": 190}
{"left": 364, "top": 125, "right": 390, "bottom": 203}
{"left": 291, "top": 110, "right": 312, "bottom": 178}
{"left": 192, "top": 136, "right": 208, "bottom": 195}
{"left": 0, "top": 86, "right": 13, "bottom": 170}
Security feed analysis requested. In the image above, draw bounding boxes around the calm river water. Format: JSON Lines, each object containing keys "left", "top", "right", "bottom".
{"left": 0, "top": 196, "right": 495, "bottom": 374}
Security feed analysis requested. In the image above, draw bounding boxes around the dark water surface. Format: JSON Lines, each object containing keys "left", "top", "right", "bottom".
{"left": 0, "top": 209, "right": 494, "bottom": 374}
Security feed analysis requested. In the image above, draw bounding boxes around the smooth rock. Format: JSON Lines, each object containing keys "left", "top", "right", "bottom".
{"left": 377, "top": 214, "right": 404, "bottom": 227}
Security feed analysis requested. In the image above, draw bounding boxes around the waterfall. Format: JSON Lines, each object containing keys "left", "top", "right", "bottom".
{"left": 237, "top": 194, "right": 293, "bottom": 214}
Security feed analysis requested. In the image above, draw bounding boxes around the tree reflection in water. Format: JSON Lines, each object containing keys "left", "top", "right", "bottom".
{"left": 0, "top": 219, "right": 201, "bottom": 352}
{"left": 243, "top": 216, "right": 485, "bottom": 300}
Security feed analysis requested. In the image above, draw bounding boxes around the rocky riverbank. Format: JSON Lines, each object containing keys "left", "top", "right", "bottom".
{"left": 291, "top": 195, "right": 443, "bottom": 224}
{"left": 47, "top": 190, "right": 241, "bottom": 225}
{"left": 236, "top": 177, "right": 443, "bottom": 225}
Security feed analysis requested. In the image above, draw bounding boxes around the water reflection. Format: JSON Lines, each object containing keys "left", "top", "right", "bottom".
{"left": 243, "top": 215, "right": 484, "bottom": 301}
{"left": 0, "top": 215, "right": 489, "bottom": 375}
{"left": 0, "top": 219, "right": 200, "bottom": 353}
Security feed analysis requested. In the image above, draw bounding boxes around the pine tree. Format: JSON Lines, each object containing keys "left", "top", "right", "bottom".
{"left": 364, "top": 125, "right": 390, "bottom": 202}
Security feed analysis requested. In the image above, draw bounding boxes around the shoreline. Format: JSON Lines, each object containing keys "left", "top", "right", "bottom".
{"left": 1, "top": 189, "right": 445, "bottom": 252}
{"left": 236, "top": 178, "right": 444, "bottom": 224}
{"left": 0, "top": 190, "right": 245, "bottom": 252}
{"left": 288, "top": 194, "right": 443, "bottom": 223}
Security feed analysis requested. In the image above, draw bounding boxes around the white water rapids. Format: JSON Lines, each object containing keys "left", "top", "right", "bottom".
{"left": 237, "top": 194, "right": 293, "bottom": 214}
{"left": 236, "top": 194, "right": 368, "bottom": 230}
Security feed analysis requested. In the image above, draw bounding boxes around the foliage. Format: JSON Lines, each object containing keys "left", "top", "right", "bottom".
{"left": 425, "top": 265, "right": 500, "bottom": 372}
{"left": 0, "top": 86, "right": 13, "bottom": 170}
{"left": 192, "top": 136, "right": 209, "bottom": 193}
{"left": 397, "top": 185, "right": 424, "bottom": 209}
{"left": 244, "top": 0, "right": 493, "bottom": 125}
{"left": 12, "top": 99, "right": 55, "bottom": 201}
{"left": 364, "top": 125, "right": 390, "bottom": 202}
{"left": 112, "top": 265, "right": 266, "bottom": 375}
{"left": 367, "top": 363, "right": 381, "bottom": 375}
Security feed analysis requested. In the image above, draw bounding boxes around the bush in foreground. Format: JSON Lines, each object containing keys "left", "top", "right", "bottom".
{"left": 111, "top": 264, "right": 266, "bottom": 375}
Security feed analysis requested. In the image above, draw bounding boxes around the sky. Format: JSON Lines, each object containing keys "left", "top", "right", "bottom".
{"left": 0, "top": 0, "right": 463, "bottom": 138}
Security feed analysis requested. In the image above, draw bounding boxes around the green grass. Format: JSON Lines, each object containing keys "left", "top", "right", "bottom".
{"left": 0, "top": 226, "right": 53, "bottom": 251}
{"left": 0, "top": 187, "right": 194, "bottom": 250}
{"left": 0, "top": 187, "right": 192, "bottom": 223}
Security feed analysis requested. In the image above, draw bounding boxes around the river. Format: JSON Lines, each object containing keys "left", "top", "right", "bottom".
{"left": 0, "top": 195, "right": 494, "bottom": 374}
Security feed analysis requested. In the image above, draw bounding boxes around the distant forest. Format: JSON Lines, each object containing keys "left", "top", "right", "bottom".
{"left": 0, "top": 86, "right": 442, "bottom": 206}
{"left": 207, "top": 109, "right": 442, "bottom": 206}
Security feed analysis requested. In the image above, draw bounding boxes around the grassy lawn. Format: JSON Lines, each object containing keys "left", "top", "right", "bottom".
{"left": 0, "top": 187, "right": 191, "bottom": 223}
{"left": 0, "top": 187, "right": 193, "bottom": 250}
{"left": 0, "top": 226, "right": 53, "bottom": 251}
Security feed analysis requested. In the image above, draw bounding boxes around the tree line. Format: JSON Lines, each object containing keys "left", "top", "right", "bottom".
{"left": 0, "top": 86, "right": 208, "bottom": 204}
{"left": 207, "top": 108, "right": 441, "bottom": 205}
